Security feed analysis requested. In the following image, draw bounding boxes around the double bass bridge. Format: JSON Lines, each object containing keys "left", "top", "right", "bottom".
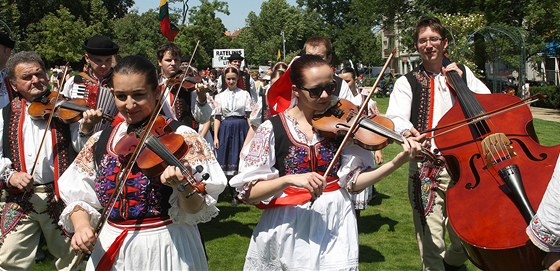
{"left": 481, "top": 133, "right": 516, "bottom": 166}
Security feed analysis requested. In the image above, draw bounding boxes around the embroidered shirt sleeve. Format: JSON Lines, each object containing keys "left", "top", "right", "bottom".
{"left": 229, "top": 120, "right": 279, "bottom": 192}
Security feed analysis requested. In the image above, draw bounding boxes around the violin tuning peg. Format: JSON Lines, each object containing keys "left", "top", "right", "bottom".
{"left": 202, "top": 173, "right": 210, "bottom": 180}
{"left": 195, "top": 165, "right": 204, "bottom": 173}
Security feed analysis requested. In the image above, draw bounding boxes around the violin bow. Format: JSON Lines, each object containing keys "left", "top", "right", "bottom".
{"left": 320, "top": 49, "right": 397, "bottom": 184}
{"left": 422, "top": 94, "right": 544, "bottom": 139}
{"left": 28, "top": 63, "right": 70, "bottom": 178}
{"left": 170, "top": 40, "right": 200, "bottom": 110}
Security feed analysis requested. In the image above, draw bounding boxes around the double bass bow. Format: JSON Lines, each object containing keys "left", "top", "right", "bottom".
{"left": 430, "top": 57, "right": 560, "bottom": 270}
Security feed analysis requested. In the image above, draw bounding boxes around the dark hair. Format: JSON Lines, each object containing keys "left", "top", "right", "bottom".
{"left": 414, "top": 16, "right": 447, "bottom": 43}
{"left": 113, "top": 55, "right": 158, "bottom": 91}
{"left": 303, "top": 36, "right": 332, "bottom": 58}
{"left": 223, "top": 67, "right": 239, "bottom": 78}
{"left": 272, "top": 62, "right": 288, "bottom": 72}
{"left": 270, "top": 69, "right": 285, "bottom": 82}
{"left": 156, "top": 43, "right": 182, "bottom": 61}
{"left": 338, "top": 66, "right": 356, "bottom": 79}
{"left": 6, "top": 51, "right": 46, "bottom": 82}
{"left": 209, "top": 68, "right": 218, "bottom": 77}
{"left": 290, "top": 54, "right": 329, "bottom": 88}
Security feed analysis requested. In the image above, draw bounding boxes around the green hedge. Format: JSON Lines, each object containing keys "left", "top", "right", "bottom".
{"left": 532, "top": 86, "right": 560, "bottom": 109}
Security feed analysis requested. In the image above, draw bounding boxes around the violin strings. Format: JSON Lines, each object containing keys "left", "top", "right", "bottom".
{"left": 145, "top": 136, "right": 199, "bottom": 187}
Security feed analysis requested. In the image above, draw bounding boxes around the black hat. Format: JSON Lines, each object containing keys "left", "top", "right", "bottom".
{"left": 0, "top": 32, "right": 15, "bottom": 49}
{"left": 83, "top": 35, "right": 119, "bottom": 56}
{"left": 228, "top": 52, "right": 244, "bottom": 62}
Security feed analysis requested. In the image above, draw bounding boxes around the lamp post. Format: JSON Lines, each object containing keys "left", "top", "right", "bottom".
{"left": 281, "top": 31, "right": 286, "bottom": 61}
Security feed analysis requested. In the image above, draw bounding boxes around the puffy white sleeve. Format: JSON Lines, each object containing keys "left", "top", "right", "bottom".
{"left": 385, "top": 76, "right": 414, "bottom": 134}
{"left": 464, "top": 65, "right": 491, "bottom": 94}
{"left": 167, "top": 126, "right": 227, "bottom": 225}
{"left": 338, "top": 143, "right": 375, "bottom": 191}
{"left": 190, "top": 90, "right": 212, "bottom": 124}
{"left": 527, "top": 156, "right": 560, "bottom": 252}
{"left": 229, "top": 120, "right": 280, "bottom": 204}
{"left": 58, "top": 132, "right": 103, "bottom": 233}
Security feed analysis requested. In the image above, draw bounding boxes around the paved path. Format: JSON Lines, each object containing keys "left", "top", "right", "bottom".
{"left": 530, "top": 106, "right": 560, "bottom": 123}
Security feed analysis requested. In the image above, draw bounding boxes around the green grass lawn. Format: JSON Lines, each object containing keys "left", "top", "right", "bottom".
{"left": 34, "top": 97, "right": 560, "bottom": 270}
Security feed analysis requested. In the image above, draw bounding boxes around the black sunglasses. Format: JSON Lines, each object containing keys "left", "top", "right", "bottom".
{"left": 297, "top": 80, "right": 336, "bottom": 98}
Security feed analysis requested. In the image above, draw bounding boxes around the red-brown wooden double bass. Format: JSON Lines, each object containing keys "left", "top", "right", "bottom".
{"left": 431, "top": 60, "right": 560, "bottom": 270}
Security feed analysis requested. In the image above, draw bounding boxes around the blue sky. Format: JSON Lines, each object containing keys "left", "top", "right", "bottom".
{"left": 132, "top": 0, "right": 298, "bottom": 32}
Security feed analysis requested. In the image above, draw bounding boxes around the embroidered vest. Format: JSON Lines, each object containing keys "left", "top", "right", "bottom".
{"left": 2, "top": 92, "right": 76, "bottom": 188}
{"left": 92, "top": 120, "right": 182, "bottom": 221}
{"left": 256, "top": 114, "right": 340, "bottom": 209}
{"left": 404, "top": 64, "right": 466, "bottom": 131}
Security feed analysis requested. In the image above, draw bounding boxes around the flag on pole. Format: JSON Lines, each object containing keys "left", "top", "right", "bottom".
{"left": 277, "top": 49, "right": 281, "bottom": 61}
{"left": 159, "top": 0, "right": 179, "bottom": 42}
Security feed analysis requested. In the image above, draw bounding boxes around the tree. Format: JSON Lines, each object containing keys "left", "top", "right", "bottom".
{"left": 87, "top": 0, "right": 115, "bottom": 37}
{"left": 235, "top": 0, "right": 327, "bottom": 66}
{"left": 113, "top": 10, "right": 169, "bottom": 64}
{"left": 175, "top": 0, "right": 230, "bottom": 69}
{"left": 27, "top": 6, "right": 87, "bottom": 65}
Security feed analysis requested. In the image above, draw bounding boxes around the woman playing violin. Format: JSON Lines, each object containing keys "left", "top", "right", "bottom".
{"left": 229, "top": 54, "right": 421, "bottom": 270}
{"left": 57, "top": 55, "right": 227, "bottom": 270}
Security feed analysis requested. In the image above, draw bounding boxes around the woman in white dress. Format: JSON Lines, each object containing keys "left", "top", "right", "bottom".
{"left": 57, "top": 55, "right": 227, "bottom": 270}
{"left": 230, "top": 54, "right": 422, "bottom": 270}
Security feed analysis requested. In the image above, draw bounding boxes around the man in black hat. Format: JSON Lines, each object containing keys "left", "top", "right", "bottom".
{"left": 0, "top": 31, "right": 15, "bottom": 108}
{"left": 217, "top": 52, "right": 257, "bottom": 102}
{"left": 62, "top": 34, "right": 119, "bottom": 140}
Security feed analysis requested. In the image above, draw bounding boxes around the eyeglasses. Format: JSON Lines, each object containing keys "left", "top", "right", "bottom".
{"left": 297, "top": 80, "right": 336, "bottom": 98}
{"left": 417, "top": 37, "right": 443, "bottom": 45}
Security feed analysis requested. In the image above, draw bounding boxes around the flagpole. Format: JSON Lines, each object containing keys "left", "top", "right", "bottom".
{"left": 281, "top": 30, "right": 286, "bottom": 61}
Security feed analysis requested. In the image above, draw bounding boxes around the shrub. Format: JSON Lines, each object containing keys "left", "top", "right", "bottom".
{"left": 532, "top": 86, "right": 560, "bottom": 109}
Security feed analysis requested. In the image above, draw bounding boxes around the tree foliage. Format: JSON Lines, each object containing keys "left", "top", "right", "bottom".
{"left": 27, "top": 7, "right": 87, "bottom": 64}
{"left": 236, "top": 0, "right": 326, "bottom": 66}
{"left": 176, "top": 0, "right": 231, "bottom": 70}
{"left": 113, "top": 10, "right": 168, "bottom": 64}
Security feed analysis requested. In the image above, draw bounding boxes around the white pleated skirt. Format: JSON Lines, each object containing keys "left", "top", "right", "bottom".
{"left": 86, "top": 220, "right": 208, "bottom": 271}
{"left": 244, "top": 188, "right": 359, "bottom": 271}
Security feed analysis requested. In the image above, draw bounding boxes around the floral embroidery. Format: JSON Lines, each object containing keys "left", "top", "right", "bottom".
{"left": 95, "top": 154, "right": 171, "bottom": 221}
{"left": 528, "top": 216, "right": 560, "bottom": 252}
{"left": 74, "top": 134, "right": 99, "bottom": 176}
{"left": 245, "top": 124, "right": 273, "bottom": 167}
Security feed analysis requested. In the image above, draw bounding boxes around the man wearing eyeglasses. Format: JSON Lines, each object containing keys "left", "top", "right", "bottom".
{"left": 385, "top": 16, "right": 490, "bottom": 271}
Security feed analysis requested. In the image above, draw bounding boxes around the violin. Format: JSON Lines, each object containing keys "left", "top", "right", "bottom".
{"left": 169, "top": 74, "right": 203, "bottom": 92}
{"left": 312, "top": 99, "right": 440, "bottom": 161}
{"left": 114, "top": 115, "right": 207, "bottom": 194}
{"left": 28, "top": 91, "right": 113, "bottom": 124}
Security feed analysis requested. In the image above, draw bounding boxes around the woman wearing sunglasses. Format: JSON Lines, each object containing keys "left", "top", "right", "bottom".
{"left": 230, "top": 54, "right": 422, "bottom": 270}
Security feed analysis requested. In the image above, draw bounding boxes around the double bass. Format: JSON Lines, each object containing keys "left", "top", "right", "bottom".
{"left": 432, "top": 60, "right": 560, "bottom": 270}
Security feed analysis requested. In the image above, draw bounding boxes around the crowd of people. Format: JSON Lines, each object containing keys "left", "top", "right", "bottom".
{"left": 0, "top": 15, "right": 558, "bottom": 271}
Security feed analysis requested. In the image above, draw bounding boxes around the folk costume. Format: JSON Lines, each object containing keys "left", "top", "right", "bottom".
{"left": 213, "top": 86, "right": 252, "bottom": 176}
{"left": 216, "top": 53, "right": 258, "bottom": 103}
{"left": 230, "top": 112, "right": 374, "bottom": 270}
{"left": 0, "top": 89, "right": 81, "bottom": 270}
{"left": 385, "top": 63, "right": 490, "bottom": 269}
{"left": 62, "top": 35, "right": 120, "bottom": 136}
{"left": 57, "top": 117, "right": 227, "bottom": 270}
